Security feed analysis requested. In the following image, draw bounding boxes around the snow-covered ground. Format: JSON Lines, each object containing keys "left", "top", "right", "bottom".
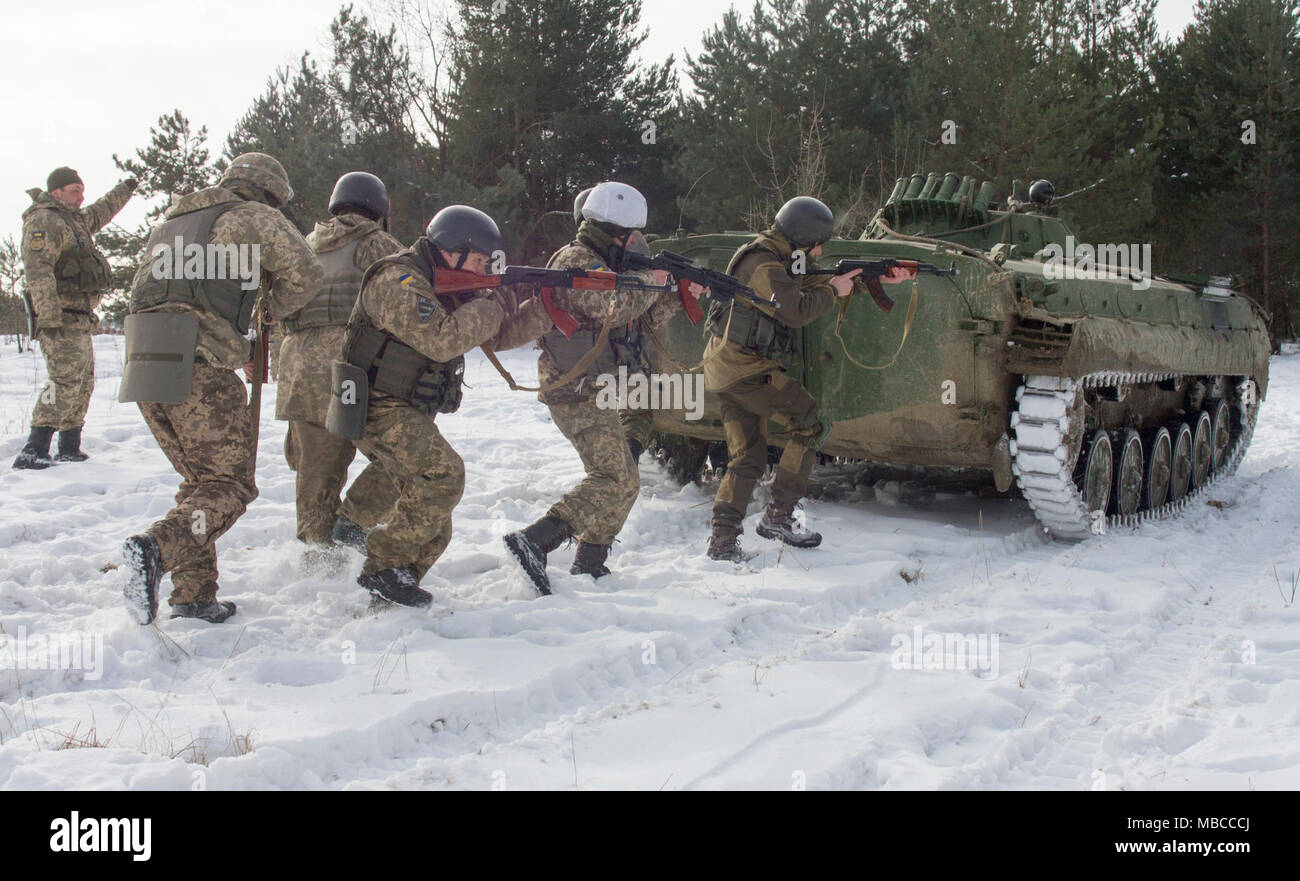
{"left": 1, "top": 335, "right": 1297, "bottom": 790}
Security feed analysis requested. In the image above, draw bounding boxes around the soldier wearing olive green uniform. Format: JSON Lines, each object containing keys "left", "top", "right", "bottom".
{"left": 277, "top": 172, "right": 402, "bottom": 547}
{"left": 705, "top": 196, "right": 907, "bottom": 561}
{"left": 13, "top": 167, "right": 136, "bottom": 469}
{"left": 120, "top": 153, "right": 324, "bottom": 625}
{"left": 336, "top": 205, "right": 551, "bottom": 608}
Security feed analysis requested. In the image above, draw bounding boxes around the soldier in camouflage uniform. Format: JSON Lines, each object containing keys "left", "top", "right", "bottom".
{"left": 338, "top": 205, "right": 551, "bottom": 608}
{"left": 703, "top": 196, "right": 909, "bottom": 561}
{"left": 504, "top": 182, "right": 700, "bottom": 594}
{"left": 277, "top": 172, "right": 402, "bottom": 548}
{"left": 120, "top": 153, "right": 323, "bottom": 624}
{"left": 12, "top": 167, "right": 136, "bottom": 469}
{"left": 572, "top": 186, "right": 654, "bottom": 464}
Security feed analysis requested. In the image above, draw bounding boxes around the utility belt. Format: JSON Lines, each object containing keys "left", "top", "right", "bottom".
{"left": 706, "top": 300, "right": 794, "bottom": 359}
{"left": 342, "top": 322, "right": 464, "bottom": 416}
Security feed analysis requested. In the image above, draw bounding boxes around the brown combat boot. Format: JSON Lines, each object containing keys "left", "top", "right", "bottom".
{"left": 707, "top": 525, "right": 756, "bottom": 562}
{"left": 756, "top": 505, "right": 822, "bottom": 548}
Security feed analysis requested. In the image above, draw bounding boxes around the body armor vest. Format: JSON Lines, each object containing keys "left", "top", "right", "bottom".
{"left": 341, "top": 248, "right": 465, "bottom": 416}
{"left": 539, "top": 231, "right": 649, "bottom": 378}
{"left": 129, "top": 202, "right": 258, "bottom": 334}
{"left": 282, "top": 237, "right": 363, "bottom": 334}
{"left": 706, "top": 237, "right": 795, "bottom": 359}
{"left": 539, "top": 321, "right": 647, "bottom": 379}
{"left": 52, "top": 223, "right": 111, "bottom": 314}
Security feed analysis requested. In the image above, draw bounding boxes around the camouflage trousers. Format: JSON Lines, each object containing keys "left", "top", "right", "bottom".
{"left": 547, "top": 398, "right": 639, "bottom": 545}
{"left": 712, "top": 370, "right": 822, "bottom": 535}
{"left": 31, "top": 327, "right": 94, "bottom": 430}
{"left": 284, "top": 419, "right": 399, "bottom": 544}
{"left": 137, "top": 362, "right": 258, "bottom": 605}
{"left": 354, "top": 397, "right": 465, "bottom": 580}
{"left": 620, "top": 406, "right": 654, "bottom": 451}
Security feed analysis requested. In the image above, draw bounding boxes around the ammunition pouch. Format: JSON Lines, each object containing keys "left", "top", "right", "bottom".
{"left": 342, "top": 322, "right": 464, "bottom": 416}
{"left": 282, "top": 239, "right": 362, "bottom": 334}
{"left": 129, "top": 202, "right": 258, "bottom": 335}
{"left": 53, "top": 238, "right": 111, "bottom": 297}
{"left": 326, "top": 361, "right": 369, "bottom": 440}
{"left": 118, "top": 312, "right": 200, "bottom": 404}
{"left": 706, "top": 301, "right": 794, "bottom": 359}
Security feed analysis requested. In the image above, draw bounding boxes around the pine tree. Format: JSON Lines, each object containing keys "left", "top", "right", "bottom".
{"left": 113, "top": 109, "right": 220, "bottom": 220}
{"left": 0, "top": 235, "right": 29, "bottom": 351}
{"left": 1154, "top": 0, "right": 1300, "bottom": 343}
{"left": 903, "top": 0, "right": 1164, "bottom": 244}
{"left": 97, "top": 110, "right": 223, "bottom": 329}
{"left": 674, "top": 0, "right": 910, "bottom": 233}
{"left": 442, "top": 0, "right": 680, "bottom": 240}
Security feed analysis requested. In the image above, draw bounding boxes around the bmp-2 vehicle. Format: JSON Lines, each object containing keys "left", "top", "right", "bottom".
{"left": 646, "top": 171, "right": 1270, "bottom": 539}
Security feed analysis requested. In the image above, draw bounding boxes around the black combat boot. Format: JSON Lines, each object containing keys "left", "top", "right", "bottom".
{"left": 707, "top": 527, "right": 757, "bottom": 563}
{"left": 55, "top": 428, "right": 89, "bottom": 462}
{"left": 503, "top": 515, "right": 573, "bottom": 596}
{"left": 570, "top": 541, "right": 611, "bottom": 578}
{"left": 170, "top": 600, "right": 237, "bottom": 623}
{"left": 755, "top": 505, "right": 822, "bottom": 548}
{"left": 331, "top": 516, "right": 367, "bottom": 551}
{"left": 12, "top": 426, "right": 56, "bottom": 470}
{"left": 358, "top": 567, "right": 433, "bottom": 609}
{"left": 122, "top": 533, "right": 164, "bottom": 625}
{"left": 627, "top": 438, "right": 644, "bottom": 465}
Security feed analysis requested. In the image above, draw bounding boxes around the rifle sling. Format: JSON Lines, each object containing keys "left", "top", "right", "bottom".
{"left": 249, "top": 303, "right": 266, "bottom": 460}
{"left": 832, "top": 281, "right": 919, "bottom": 371}
{"left": 481, "top": 302, "right": 617, "bottom": 394}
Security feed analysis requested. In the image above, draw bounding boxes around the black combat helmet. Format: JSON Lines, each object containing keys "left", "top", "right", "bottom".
{"left": 774, "top": 196, "right": 835, "bottom": 249}
{"left": 425, "top": 205, "right": 502, "bottom": 266}
{"left": 1029, "top": 179, "right": 1055, "bottom": 205}
{"left": 329, "top": 172, "right": 389, "bottom": 221}
{"left": 573, "top": 187, "right": 594, "bottom": 226}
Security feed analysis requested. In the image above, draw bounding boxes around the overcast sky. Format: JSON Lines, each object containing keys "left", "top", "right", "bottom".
{"left": 0, "top": 0, "right": 1203, "bottom": 241}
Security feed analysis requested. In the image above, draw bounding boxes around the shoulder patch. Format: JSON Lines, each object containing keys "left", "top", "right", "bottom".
{"left": 417, "top": 295, "right": 438, "bottom": 322}
{"left": 28, "top": 230, "right": 45, "bottom": 250}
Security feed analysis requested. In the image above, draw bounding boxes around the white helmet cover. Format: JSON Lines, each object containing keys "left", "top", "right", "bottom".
{"left": 581, "top": 181, "right": 648, "bottom": 229}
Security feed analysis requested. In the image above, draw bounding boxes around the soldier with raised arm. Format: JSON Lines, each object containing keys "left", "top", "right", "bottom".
{"left": 13, "top": 167, "right": 136, "bottom": 469}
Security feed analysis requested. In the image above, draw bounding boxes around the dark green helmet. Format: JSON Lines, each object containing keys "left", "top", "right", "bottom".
{"left": 774, "top": 196, "right": 834, "bottom": 249}
{"left": 425, "top": 205, "right": 502, "bottom": 257}
{"left": 329, "top": 172, "right": 389, "bottom": 220}
{"left": 573, "top": 187, "right": 594, "bottom": 226}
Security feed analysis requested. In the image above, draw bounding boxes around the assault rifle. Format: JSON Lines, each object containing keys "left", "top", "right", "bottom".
{"left": 432, "top": 265, "right": 677, "bottom": 338}
{"left": 623, "top": 249, "right": 773, "bottom": 320}
{"left": 795, "top": 259, "right": 957, "bottom": 313}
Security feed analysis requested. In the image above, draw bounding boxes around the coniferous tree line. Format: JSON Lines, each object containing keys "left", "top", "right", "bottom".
{"left": 10, "top": 0, "right": 1293, "bottom": 344}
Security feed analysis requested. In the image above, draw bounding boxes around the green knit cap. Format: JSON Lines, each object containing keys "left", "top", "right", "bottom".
{"left": 46, "top": 167, "right": 83, "bottom": 192}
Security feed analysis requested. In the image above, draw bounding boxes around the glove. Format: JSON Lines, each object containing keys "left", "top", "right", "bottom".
{"left": 124, "top": 177, "right": 139, "bottom": 192}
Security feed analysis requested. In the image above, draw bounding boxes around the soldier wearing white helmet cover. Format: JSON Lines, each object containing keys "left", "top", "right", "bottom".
{"left": 503, "top": 181, "right": 703, "bottom": 593}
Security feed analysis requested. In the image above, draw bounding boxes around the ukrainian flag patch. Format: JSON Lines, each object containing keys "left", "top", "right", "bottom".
{"left": 398, "top": 273, "right": 414, "bottom": 285}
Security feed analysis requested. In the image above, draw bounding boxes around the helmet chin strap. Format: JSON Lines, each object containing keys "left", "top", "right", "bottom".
{"left": 454, "top": 249, "right": 469, "bottom": 270}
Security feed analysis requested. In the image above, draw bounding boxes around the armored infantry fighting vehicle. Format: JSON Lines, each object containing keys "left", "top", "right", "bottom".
{"left": 645, "top": 172, "right": 1271, "bottom": 539}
